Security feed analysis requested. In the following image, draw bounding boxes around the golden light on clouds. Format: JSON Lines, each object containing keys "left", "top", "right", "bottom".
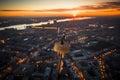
{"left": 0, "top": 0, "right": 120, "bottom": 17}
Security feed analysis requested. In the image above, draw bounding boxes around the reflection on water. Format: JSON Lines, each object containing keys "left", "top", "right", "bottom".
{"left": 0, "top": 17, "right": 94, "bottom": 31}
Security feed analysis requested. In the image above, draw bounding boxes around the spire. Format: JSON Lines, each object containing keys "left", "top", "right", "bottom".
{"left": 61, "top": 35, "right": 65, "bottom": 45}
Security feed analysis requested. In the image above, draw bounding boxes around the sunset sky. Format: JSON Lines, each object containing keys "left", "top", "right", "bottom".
{"left": 0, "top": 0, "right": 120, "bottom": 17}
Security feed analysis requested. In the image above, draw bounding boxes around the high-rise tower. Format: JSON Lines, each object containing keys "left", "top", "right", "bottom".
{"left": 57, "top": 27, "right": 60, "bottom": 35}
{"left": 54, "top": 35, "right": 70, "bottom": 73}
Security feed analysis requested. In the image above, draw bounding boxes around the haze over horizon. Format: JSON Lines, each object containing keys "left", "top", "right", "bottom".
{"left": 0, "top": 0, "right": 120, "bottom": 17}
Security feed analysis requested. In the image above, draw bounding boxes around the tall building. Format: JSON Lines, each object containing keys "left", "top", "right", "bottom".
{"left": 57, "top": 27, "right": 60, "bottom": 35}
{"left": 54, "top": 35, "right": 70, "bottom": 74}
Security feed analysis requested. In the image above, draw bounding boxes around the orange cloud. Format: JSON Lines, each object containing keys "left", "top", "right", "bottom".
{"left": 0, "top": 1, "right": 120, "bottom": 16}
{"left": 77, "top": 1, "right": 120, "bottom": 10}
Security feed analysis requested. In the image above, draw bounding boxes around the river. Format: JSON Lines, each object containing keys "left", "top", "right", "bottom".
{"left": 0, "top": 17, "right": 94, "bottom": 31}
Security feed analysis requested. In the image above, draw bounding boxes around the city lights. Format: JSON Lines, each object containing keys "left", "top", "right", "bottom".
{"left": 0, "top": 0, "right": 119, "bottom": 80}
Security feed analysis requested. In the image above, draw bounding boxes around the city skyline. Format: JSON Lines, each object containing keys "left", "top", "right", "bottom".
{"left": 0, "top": 0, "right": 120, "bottom": 17}
{"left": 0, "top": 16, "right": 120, "bottom": 80}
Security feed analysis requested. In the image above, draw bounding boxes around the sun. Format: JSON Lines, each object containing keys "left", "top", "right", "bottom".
{"left": 72, "top": 10, "right": 79, "bottom": 17}
{"left": 73, "top": 13, "right": 77, "bottom": 17}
